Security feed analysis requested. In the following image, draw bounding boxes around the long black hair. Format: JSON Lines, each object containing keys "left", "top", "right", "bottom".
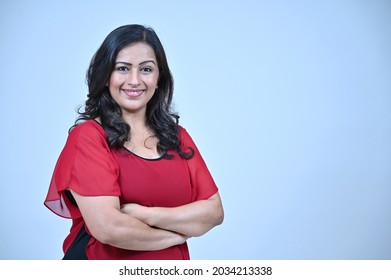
{"left": 76, "top": 24, "right": 193, "bottom": 159}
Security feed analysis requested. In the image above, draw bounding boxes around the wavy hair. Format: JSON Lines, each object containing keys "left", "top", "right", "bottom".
{"left": 75, "top": 24, "right": 193, "bottom": 159}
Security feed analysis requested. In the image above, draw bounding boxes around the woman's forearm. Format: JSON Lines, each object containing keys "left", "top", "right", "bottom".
{"left": 149, "top": 197, "right": 224, "bottom": 237}
{"left": 70, "top": 191, "right": 188, "bottom": 251}
{"left": 121, "top": 193, "right": 224, "bottom": 237}
{"left": 101, "top": 211, "right": 188, "bottom": 250}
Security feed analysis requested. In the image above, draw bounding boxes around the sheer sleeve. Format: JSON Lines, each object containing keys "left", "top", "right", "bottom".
{"left": 179, "top": 127, "right": 218, "bottom": 201}
{"left": 44, "top": 121, "right": 120, "bottom": 219}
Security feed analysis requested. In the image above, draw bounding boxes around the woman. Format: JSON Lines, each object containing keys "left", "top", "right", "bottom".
{"left": 44, "top": 24, "right": 224, "bottom": 260}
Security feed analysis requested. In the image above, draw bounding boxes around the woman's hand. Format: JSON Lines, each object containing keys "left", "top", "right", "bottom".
{"left": 120, "top": 203, "right": 191, "bottom": 242}
{"left": 120, "top": 203, "right": 150, "bottom": 224}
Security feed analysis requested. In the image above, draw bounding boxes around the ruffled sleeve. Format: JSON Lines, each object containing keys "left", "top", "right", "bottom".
{"left": 44, "top": 121, "right": 120, "bottom": 219}
{"left": 179, "top": 127, "right": 218, "bottom": 201}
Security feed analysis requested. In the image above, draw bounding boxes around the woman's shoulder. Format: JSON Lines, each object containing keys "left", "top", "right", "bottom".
{"left": 178, "top": 125, "right": 196, "bottom": 146}
{"left": 71, "top": 119, "right": 104, "bottom": 134}
{"left": 68, "top": 119, "right": 107, "bottom": 144}
{"left": 178, "top": 125, "right": 189, "bottom": 138}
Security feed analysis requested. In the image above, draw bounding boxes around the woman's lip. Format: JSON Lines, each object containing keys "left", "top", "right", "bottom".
{"left": 122, "top": 89, "right": 145, "bottom": 97}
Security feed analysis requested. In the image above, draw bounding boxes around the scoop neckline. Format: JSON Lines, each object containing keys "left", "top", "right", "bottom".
{"left": 121, "top": 146, "right": 166, "bottom": 161}
{"left": 89, "top": 119, "right": 166, "bottom": 161}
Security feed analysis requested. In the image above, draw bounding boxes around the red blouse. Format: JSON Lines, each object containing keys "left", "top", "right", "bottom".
{"left": 44, "top": 120, "right": 218, "bottom": 260}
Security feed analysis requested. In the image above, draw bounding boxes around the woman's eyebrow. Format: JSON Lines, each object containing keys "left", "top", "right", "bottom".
{"left": 115, "top": 60, "right": 156, "bottom": 66}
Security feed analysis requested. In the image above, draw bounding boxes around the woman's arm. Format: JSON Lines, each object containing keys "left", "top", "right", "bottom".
{"left": 120, "top": 192, "right": 224, "bottom": 237}
{"left": 70, "top": 190, "right": 188, "bottom": 251}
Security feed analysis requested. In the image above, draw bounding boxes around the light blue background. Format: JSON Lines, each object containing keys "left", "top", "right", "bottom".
{"left": 0, "top": 0, "right": 390, "bottom": 260}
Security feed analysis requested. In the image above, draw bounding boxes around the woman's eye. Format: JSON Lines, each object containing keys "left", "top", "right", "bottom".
{"left": 141, "top": 67, "right": 153, "bottom": 73}
{"left": 117, "top": 66, "right": 128, "bottom": 72}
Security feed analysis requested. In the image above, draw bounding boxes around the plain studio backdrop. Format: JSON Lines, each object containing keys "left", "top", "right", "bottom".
{"left": 0, "top": 0, "right": 390, "bottom": 260}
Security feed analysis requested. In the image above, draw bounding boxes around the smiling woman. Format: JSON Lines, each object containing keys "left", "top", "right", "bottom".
{"left": 43, "top": 24, "right": 224, "bottom": 260}
{"left": 109, "top": 43, "right": 159, "bottom": 117}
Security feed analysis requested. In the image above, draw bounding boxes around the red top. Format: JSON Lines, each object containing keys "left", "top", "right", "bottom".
{"left": 44, "top": 120, "right": 218, "bottom": 260}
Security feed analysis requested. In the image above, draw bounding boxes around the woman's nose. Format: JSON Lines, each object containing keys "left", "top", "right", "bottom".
{"left": 127, "top": 70, "right": 141, "bottom": 86}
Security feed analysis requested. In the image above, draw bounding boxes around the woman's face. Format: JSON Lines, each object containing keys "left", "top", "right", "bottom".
{"left": 108, "top": 42, "right": 159, "bottom": 117}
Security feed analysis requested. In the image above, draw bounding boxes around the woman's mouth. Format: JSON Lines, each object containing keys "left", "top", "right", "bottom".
{"left": 122, "top": 89, "right": 145, "bottom": 97}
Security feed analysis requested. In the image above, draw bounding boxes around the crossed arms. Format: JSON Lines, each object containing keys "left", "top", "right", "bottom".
{"left": 70, "top": 190, "right": 224, "bottom": 251}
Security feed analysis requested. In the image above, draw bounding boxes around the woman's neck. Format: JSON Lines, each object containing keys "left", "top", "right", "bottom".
{"left": 121, "top": 110, "right": 148, "bottom": 130}
{"left": 122, "top": 113, "right": 160, "bottom": 159}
